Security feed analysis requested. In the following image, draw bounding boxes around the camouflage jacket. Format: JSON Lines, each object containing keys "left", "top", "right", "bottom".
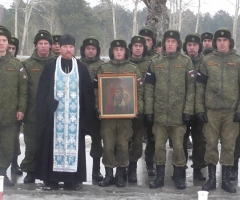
{"left": 202, "top": 47, "right": 214, "bottom": 56}
{"left": 144, "top": 51, "right": 195, "bottom": 126}
{"left": 93, "top": 59, "right": 144, "bottom": 114}
{"left": 0, "top": 52, "right": 28, "bottom": 126}
{"left": 23, "top": 49, "right": 54, "bottom": 123}
{"left": 146, "top": 49, "right": 158, "bottom": 62}
{"left": 80, "top": 57, "right": 104, "bottom": 81}
{"left": 196, "top": 49, "right": 240, "bottom": 113}
{"left": 192, "top": 53, "right": 204, "bottom": 71}
{"left": 129, "top": 57, "right": 149, "bottom": 82}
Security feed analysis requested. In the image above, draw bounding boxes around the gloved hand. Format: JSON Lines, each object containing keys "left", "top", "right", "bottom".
{"left": 135, "top": 111, "right": 141, "bottom": 119}
{"left": 96, "top": 108, "right": 101, "bottom": 120}
{"left": 233, "top": 113, "right": 240, "bottom": 122}
{"left": 196, "top": 112, "right": 208, "bottom": 123}
{"left": 183, "top": 114, "right": 192, "bottom": 125}
{"left": 144, "top": 114, "right": 153, "bottom": 127}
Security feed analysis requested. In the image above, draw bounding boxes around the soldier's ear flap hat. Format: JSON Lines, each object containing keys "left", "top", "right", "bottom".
{"left": 109, "top": 39, "right": 130, "bottom": 60}
{"left": 201, "top": 32, "right": 213, "bottom": 42}
{"left": 128, "top": 35, "right": 148, "bottom": 57}
{"left": 0, "top": 26, "right": 11, "bottom": 42}
{"left": 52, "top": 34, "right": 61, "bottom": 43}
{"left": 138, "top": 25, "right": 157, "bottom": 47}
{"left": 182, "top": 33, "right": 202, "bottom": 53}
{"left": 80, "top": 37, "right": 101, "bottom": 58}
{"left": 212, "top": 28, "right": 234, "bottom": 49}
{"left": 162, "top": 29, "right": 182, "bottom": 51}
{"left": 59, "top": 34, "right": 75, "bottom": 46}
{"left": 34, "top": 30, "right": 53, "bottom": 46}
{"left": 9, "top": 36, "right": 19, "bottom": 56}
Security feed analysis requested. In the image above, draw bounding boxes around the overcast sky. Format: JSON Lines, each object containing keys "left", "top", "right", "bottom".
{"left": 1, "top": 0, "right": 236, "bottom": 15}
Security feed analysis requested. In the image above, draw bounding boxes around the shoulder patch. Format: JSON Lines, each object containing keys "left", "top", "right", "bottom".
{"left": 227, "top": 62, "right": 237, "bottom": 66}
{"left": 103, "top": 71, "right": 114, "bottom": 74}
{"left": 174, "top": 65, "right": 184, "bottom": 68}
{"left": 154, "top": 65, "right": 165, "bottom": 68}
{"left": 207, "top": 62, "right": 218, "bottom": 67}
{"left": 6, "top": 68, "right": 16, "bottom": 71}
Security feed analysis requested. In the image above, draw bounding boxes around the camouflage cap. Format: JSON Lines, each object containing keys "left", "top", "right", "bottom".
{"left": 214, "top": 28, "right": 231, "bottom": 39}
{"left": 139, "top": 25, "right": 156, "bottom": 39}
{"left": 163, "top": 29, "right": 180, "bottom": 40}
{"left": 82, "top": 37, "right": 100, "bottom": 48}
{"left": 9, "top": 36, "right": 19, "bottom": 47}
{"left": 0, "top": 26, "right": 11, "bottom": 42}
{"left": 183, "top": 33, "right": 202, "bottom": 53}
{"left": 130, "top": 35, "right": 146, "bottom": 46}
{"left": 34, "top": 30, "right": 53, "bottom": 45}
{"left": 201, "top": 32, "right": 213, "bottom": 42}
{"left": 52, "top": 34, "right": 61, "bottom": 43}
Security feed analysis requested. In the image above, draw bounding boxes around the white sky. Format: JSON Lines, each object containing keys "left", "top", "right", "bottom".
{"left": 0, "top": 0, "right": 236, "bottom": 15}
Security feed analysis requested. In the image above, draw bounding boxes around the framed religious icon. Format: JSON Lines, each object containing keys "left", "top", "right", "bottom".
{"left": 98, "top": 74, "right": 138, "bottom": 119}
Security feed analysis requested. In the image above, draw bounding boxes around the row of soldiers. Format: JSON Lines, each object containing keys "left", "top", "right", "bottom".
{"left": 0, "top": 24, "right": 240, "bottom": 193}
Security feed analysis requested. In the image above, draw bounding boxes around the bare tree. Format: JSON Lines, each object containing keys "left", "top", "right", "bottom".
{"left": 14, "top": 0, "right": 21, "bottom": 37}
{"left": 195, "top": 0, "right": 200, "bottom": 33}
{"left": 132, "top": 0, "right": 140, "bottom": 36}
{"left": 142, "top": 0, "right": 169, "bottom": 39}
{"left": 233, "top": 0, "right": 240, "bottom": 42}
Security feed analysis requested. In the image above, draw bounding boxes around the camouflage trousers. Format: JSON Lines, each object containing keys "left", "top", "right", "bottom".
{"left": 183, "top": 117, "right": 206, "bottom": 168}
{"left": 13, "top": 122, "right": 22, "bottom": 158}
{"left": 203, "top": 109, "right": 239, "bottom": 166}
{"left": 129, "top": 117, "right": 144, "bottom": 162}
{"left": 233, "top": 124, "right": 240, "bottom": 160}
{"left": 0, "top": 125, "right": 17, "bottom": 168}
{"left": 20, "top": 122, "right": 37, "bottom": 172}
{"left": 144, "top": 124, "right": 155, "bottom": 163}
{"left": 153, "top": 124, "right": 186, "bottom": 167}
{"left": 90, "top": 116, "right": 103, "bottom": 158}
{"left": 101, "top": 119, "right": 133, "bottom": 168}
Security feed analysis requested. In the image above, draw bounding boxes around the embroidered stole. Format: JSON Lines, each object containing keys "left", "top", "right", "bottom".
{"left": 53, "top": 56, "right": 80, "bottom": 172}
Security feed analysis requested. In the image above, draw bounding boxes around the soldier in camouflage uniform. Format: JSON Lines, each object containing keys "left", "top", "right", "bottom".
{"left": 156, "top": 40, "right": 162, "bottom": 54}
{"left": 144, "top": 30, "right": 195, "bottom": 190}
{"left": 94, "top": 39, "right": 143, "bottom": 187}
{"left": 51, "top": 34, "right": 61, "bottom": 57}
{"left": 139, "top": 25, "right": 158, "bottom": 176}
{"left": 128, "top": 35, "right": 148, "bottom": 183}
{"left": 196, "top": 28, "right": 240, "bottom": 193}
{"left": 20, "top": 30, "right": 54, "bottom": 183}
{"left": 182, "top": 33, "right": 207, "bottom": 181}
{"left": 0, "top": 26, "right": 28, "bottom": 186}
{"left": 8, "top": 36, "right": 23, "bottom": 175}
{"left": 80, "top": 37, "right": 104, "bottom": 181}
{"left": 201, "top": 32, "right": 214, "bottom": 56}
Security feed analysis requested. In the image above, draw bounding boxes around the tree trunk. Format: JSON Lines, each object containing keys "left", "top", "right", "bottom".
{"left": 178, "top": 0, "right": 182, "bottom": 31}
{"left": 233, "top": 0, "right": 239, "bottom": 42}
{"left": 143, "top": 0, "right": 169, "bottom": 40}
{"left": 132, "top": 0, "right": 139, "bottom": 36}
{"left": 195, "top": 0, "right": 200, "bottom": 33}
{"left": 14, "top": 0, "right": 20, "bottom": 37}
{"left": 111, "top": 0, "right": 117, "bottom": 39}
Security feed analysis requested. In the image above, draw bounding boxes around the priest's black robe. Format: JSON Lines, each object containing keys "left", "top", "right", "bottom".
{"left": 35, "top": 58, "right": 95, "bottom": 183}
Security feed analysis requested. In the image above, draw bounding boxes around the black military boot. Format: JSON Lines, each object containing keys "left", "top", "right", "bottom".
{"left": 193, "top": 168, "right": 206, "bottom": 181}
{"left": 221, "top": 165, "right": 236, "bottom": 193}
{"left": 99, "top": 167, "right": 114, "bottom": 187}
{"left": 202, "top": 164, "right": 216, "bottom": 191}
{"left": 11, "top": 156, "right": 23, "bottom": 175}
{"left": 149, "top": 165, "right": 165, "bottom": 188}
{"left": 115, "top": 167, "right": 125, "bottom": 187}
{"left": 146, "top": 162, "right": 155, "bottom": 176}
{"left": 229, "top": 159, "right": 238, "bottom": 181}
{"left": 92, "top": 158, "right": 103, "bottom": 181}
{"left": 172, "top": 166, "right": 186, "bottom": 190}
{"left": 128, "top": 162, "right": 137, "bottom": 183}
{"left": 0, "top": 167, "right": 14, "bottom": 186}
{"left": 23, "top": 171, "right": 35, "bottom": 184}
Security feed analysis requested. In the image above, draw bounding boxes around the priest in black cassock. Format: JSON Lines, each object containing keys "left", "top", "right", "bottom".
{"left": 35, "top": 34, "right": 95, "bottom": 190}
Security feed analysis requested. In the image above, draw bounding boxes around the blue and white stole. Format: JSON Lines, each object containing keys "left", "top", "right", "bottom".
{"left": 53, "top": 56, "right": 80, "bottom": 172}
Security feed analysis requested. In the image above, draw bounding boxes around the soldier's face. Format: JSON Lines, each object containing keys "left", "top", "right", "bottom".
{"left": 165, "top": 38, "right": 178, "bottom": 53}
{"left": 216, "top": 37, "right": 230, "bottom": 53}
{"left": 36, "top": 39, "right": 51, "bottom": 57}
{"left": 113, "top": 47, "right": 125, "bottom": 61}
{"left": 203, "top": 39, "right": 212, "bottom": 48}
{"left": 52, "top": 42, "right": 60, "bottom": 56}
{"left": 60, "top": 44, "right": 75, "bottom": 60}
{"left": 8, "top": 44, "right": 16, "bottom": 56}
{"left": 132, "top": 43, "right": 144, "bottom": 58}
{"left": 143, "top": 36, "right": 153, "bottom": 51}
{"left": 0, "top": 35, "right": 8, "bottom": 55}
{"left": 84, "top": 45, "right": 97, "bottom": 60}
{"left": 186, "top": 42, "right": 199, "bottom": 57}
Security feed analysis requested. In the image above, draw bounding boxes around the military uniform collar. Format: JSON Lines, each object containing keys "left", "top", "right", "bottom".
{"left": 129, "top": 56, "right": 146, "bottom": 63}
{"left": 31, "top": 49, "right": 54, "bottom": 61}
{"left": 81, "top": 57, "right": 99, "bottom": 64}
{"left": 162, "top": 50, "right": 180, "bottom": 58}
{"left": 110, "top": 59, "right": 128, "bottom": 66}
